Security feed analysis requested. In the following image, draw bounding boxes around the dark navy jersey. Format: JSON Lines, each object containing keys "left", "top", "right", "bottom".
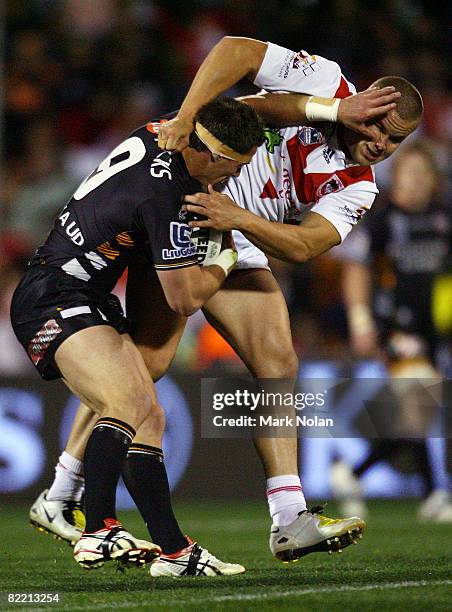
{"left": 32, "top": 121, "right": 201, "bottom": 292}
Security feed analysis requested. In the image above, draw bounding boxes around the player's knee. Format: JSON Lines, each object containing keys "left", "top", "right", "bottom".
{"left": 98, "top": 381, "right": 157, "bottom": 430}
{"left": 133, "top": 385, "right": 160, "bottom": 427}
{"left": 137, "top": 403, "right": 166, "bottom": 441}
{"left": 255, "top": 345, "right": 299, "bottom": 379}
{"left": 138, "top": 346, "right": 173, "bottom": 381}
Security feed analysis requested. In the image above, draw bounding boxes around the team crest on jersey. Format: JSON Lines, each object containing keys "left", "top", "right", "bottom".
{"left": 297, "top": 127, "right": 325, "bottom": 147}
{"left": 146, "top": 120, "right": 169, "bottom": 134}
{"left": 264, "top": 128, "right": 284, "bottom": 154}
{"left": 316, "top": 174, "right": 344, "bottom": 201}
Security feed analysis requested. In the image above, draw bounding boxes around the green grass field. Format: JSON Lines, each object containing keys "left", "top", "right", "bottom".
{"left": 1, "top": 500, "right": 451, "bottom": 611}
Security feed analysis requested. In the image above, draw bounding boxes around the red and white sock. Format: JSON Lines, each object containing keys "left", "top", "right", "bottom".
{"left": 47, "top": 451, "right": 85, "bottom": 502}
{"left": 266, "top": 474, "right": 306, "bottom": 526}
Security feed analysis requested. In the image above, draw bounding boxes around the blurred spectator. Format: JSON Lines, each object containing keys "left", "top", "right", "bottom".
{"left": 338, "top": 139, "right": 451, "bottom": 368}
{"left": 330, "top": 140, "right": 452, "bottom": 522}
{"left": 7, "top": 117, "right": 75, "bottom": 247}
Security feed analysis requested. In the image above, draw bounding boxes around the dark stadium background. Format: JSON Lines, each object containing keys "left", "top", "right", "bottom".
{"left": 0, "top": 0, "right": 450, "bottom": 507}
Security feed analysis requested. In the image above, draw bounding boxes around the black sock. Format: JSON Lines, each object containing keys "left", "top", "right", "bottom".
{"left": 84, "top": 417, "right": 135, "bottom": 533}
{"left": 122, "top": 444, "right": 187, "bottom": 553}
{"left": 354, "top": 440, "right": 400, "bottom": 477}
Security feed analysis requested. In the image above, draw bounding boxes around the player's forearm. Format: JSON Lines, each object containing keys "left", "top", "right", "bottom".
{"left": 159, "top": 250, "right": 237, "bottom": 316}
{"left": 240, "top": 93, "right": 311, "bottom": 128}
{"left": 239, "top": 211, "right": 336, "bottom": 264}
{"left": 189, "top": 266, "right": 229, "bottom": 312}
{"left": 341, "top": 261, "right": 376, "bottom": 335}
{"left": 342, "top": 261, "right": 372, "bottom": 308}
{"left": 177, "top": 37, "right": 267, "bottom": 123}
{"left": 161, "top": 266, "right": 226, "bottom": 316}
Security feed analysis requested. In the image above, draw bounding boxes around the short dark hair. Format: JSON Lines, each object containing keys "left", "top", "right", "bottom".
{"left": 189, "top": 96, "right": 265, "bottom": 154}
{"left": 372, "top": 76, "right": 423, "bottom": 123}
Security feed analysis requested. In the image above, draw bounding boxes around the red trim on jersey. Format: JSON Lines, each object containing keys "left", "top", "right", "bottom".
{"left": 334, "top": 76, "right": 353, "bottom": 99}
{"left": 286, "top": 133, "right": 375, "bottom": 205}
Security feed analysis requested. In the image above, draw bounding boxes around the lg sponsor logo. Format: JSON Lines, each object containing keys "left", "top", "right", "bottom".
{"left": 162, "top": 222, "right": 197, "bottom": 260}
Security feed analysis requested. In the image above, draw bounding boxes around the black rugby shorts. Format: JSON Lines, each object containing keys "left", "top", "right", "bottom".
{"left": 10, "top": 265, "right": 129, "bottom": 380}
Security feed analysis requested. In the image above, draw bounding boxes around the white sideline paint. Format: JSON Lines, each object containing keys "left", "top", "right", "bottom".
{"left": 208, "top": 579, "right": 452, "bottom": 603}
{"left": 23, "top": 579, "right": 452, "bottom": 611}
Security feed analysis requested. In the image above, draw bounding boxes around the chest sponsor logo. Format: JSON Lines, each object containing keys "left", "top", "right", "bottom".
{"left": 259, "top": 172, "right": 302, "bottom": 220}
{"left": 264, "top": 128, "right": 284, "bottom": 154}
{"left": 151, "top": 151, "right": 172, "bottom": 180}
{"left": 298, "top": 126, "right": 325, "bottom": 146}
{"left": 162, "top": 222, "right": 197, "bottom": 260}
{"left": 316, "top": 174, "right": 344, "bottom": 200}
{"left": 260, "top": 178, "right": 278, "bottom": 199}
{"left": 292, "top": 51, "right": 320, "bottom": 76}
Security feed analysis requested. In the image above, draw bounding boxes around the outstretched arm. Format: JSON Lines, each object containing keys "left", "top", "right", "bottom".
{"left": 158, "top": 36, "right": 400, "bottom": 150}
{"left": 240, "top": 88, "right": 401, "bottom": 138}
{"left": 158, "top": 37, "right": 267, "bottom": 151}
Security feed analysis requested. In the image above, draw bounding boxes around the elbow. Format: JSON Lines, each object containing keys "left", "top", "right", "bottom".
{"left": 221, "top": 36, "right": 264, "bottom": 77}
{"left": 167, "top": 297, "right": 202, "bottom": 317}
{"left": 289, "top": 244, "right": 312, "bottom": 264}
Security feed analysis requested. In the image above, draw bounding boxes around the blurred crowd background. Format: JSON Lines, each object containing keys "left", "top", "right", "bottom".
{"left": 1, "top": 0, "right": 451, "bottom": 376}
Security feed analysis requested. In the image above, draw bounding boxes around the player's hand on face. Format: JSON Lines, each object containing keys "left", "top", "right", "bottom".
{"left": 185, "top": 184, "right": 245, "bottom": 231}
{"left": 158, "top": 116, "right": 193, "bottom": 152}
{"left": 338, "top": 87, "right": 401, "bottom": 139}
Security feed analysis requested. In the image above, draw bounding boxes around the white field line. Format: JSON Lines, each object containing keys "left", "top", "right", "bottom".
{"left": 15, "top": 578, "right": 452, "bottom": 611}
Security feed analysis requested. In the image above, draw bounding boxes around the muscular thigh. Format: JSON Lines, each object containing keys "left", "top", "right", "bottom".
{"left": 55, "top": 327, "right": 157, "bottom": 412}
{"left": 203, "top": 269, "right": 298, "bottom": 378}
{"left": 126, "top": 264, "right": 187, "bottom": 378}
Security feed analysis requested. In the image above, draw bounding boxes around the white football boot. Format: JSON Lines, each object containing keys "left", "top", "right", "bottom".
{"left": 418, "top": 489, "right": 452, "bottom": 523}
{"left": 74, "top": 518, "right": 161, "bottom": 569}
{"left": 270, "top": 506, "right": 366, "bottom": 562}
{"left": 150, "top": 537, "right": 245, "bottom": 577}
{"left": 330, "top": 460, "right": 368, "bottom": 518}
{"left": 29, "top": 489, "right": 85, "bottom": 546}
